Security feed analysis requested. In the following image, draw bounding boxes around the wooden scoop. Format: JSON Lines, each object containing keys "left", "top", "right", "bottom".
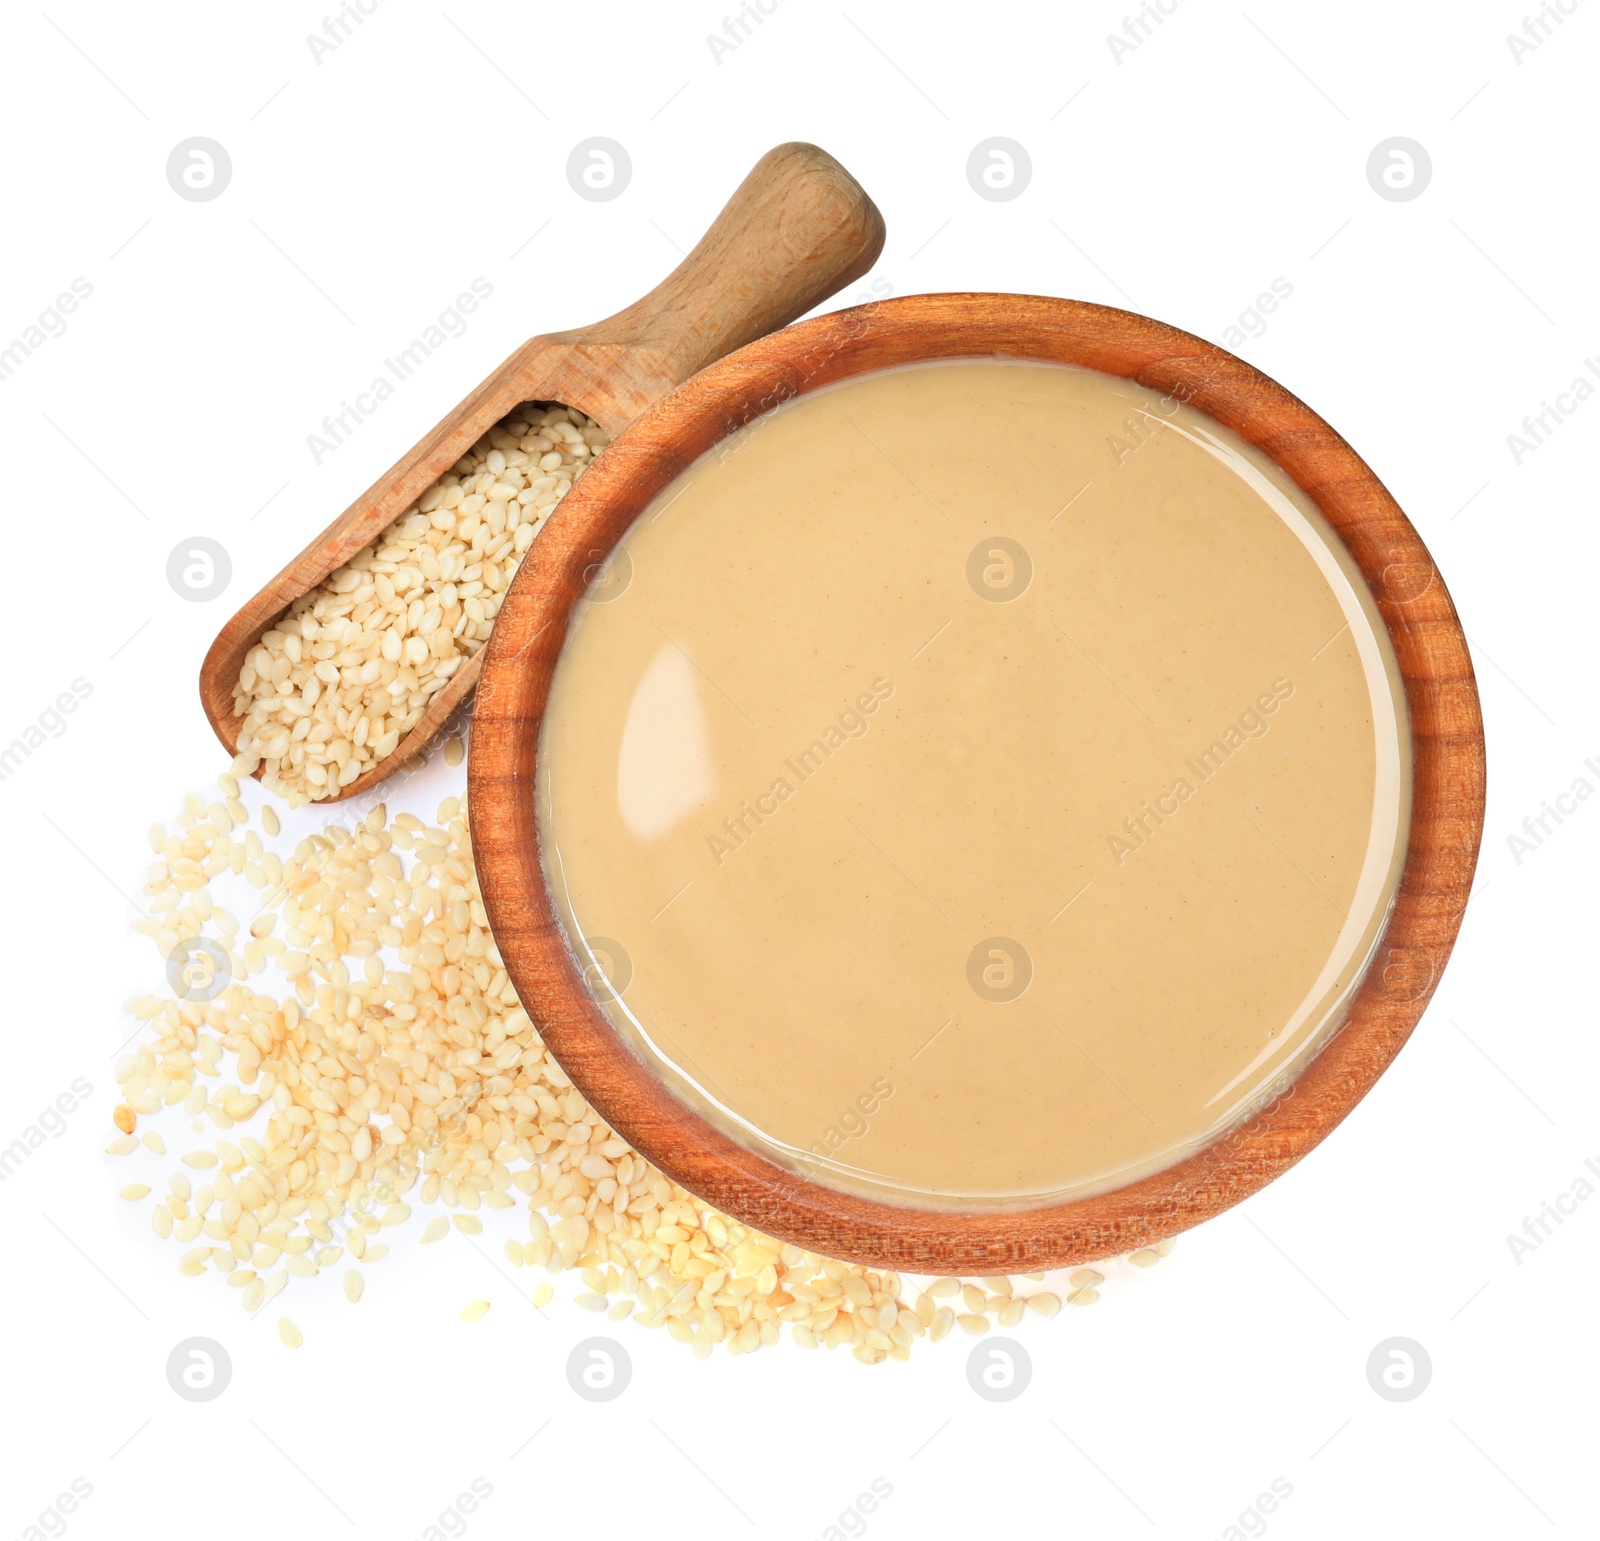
{"left": 198, "top": 142, "right": 885, "bottom": 801}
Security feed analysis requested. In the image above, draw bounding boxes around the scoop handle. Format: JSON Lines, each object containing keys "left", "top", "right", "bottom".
{"left": 579, "top": 142, "right": 886, "bottom": 391}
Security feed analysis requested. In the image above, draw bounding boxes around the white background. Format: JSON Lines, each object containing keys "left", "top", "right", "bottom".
{"left": 1, "top": 2, "right": 1595, "bottom": 1537}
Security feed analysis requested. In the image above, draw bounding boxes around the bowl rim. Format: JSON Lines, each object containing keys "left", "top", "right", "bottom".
{"left": 468, "top": 291, "right": 1486, "bottom": 1271}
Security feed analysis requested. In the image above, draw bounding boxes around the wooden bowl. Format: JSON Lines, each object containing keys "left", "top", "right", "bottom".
{"left": 468, "top": 293, "right": 1486, "bottom": 1272}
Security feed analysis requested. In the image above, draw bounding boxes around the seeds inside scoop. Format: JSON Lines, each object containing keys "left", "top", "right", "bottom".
{"left": 231, "top": 405, "right": 609, "bottom": 805}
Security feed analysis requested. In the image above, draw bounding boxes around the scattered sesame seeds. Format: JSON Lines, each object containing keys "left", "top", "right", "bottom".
{"left": 116, "top": 765, "right": 1171, "bottom": 1363}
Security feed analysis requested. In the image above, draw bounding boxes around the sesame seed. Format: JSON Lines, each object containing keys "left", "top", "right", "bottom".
{"left": 116, "top": 759, "right": 1155, "bottom": 1366}
{"left": 230, "top": 408, "right": 609, "bottom": 805}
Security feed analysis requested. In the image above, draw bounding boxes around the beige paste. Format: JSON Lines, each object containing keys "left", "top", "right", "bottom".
{"left": 537, "top": 360, "right": 1410, "bottom": 1206}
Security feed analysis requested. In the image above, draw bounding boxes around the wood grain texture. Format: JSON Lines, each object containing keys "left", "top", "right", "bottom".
{"left": 469, "top": 293, "right": 1487, "bottom": 1271}
{"left": 197, "top": 142, "right": 886, "bottom": 801}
